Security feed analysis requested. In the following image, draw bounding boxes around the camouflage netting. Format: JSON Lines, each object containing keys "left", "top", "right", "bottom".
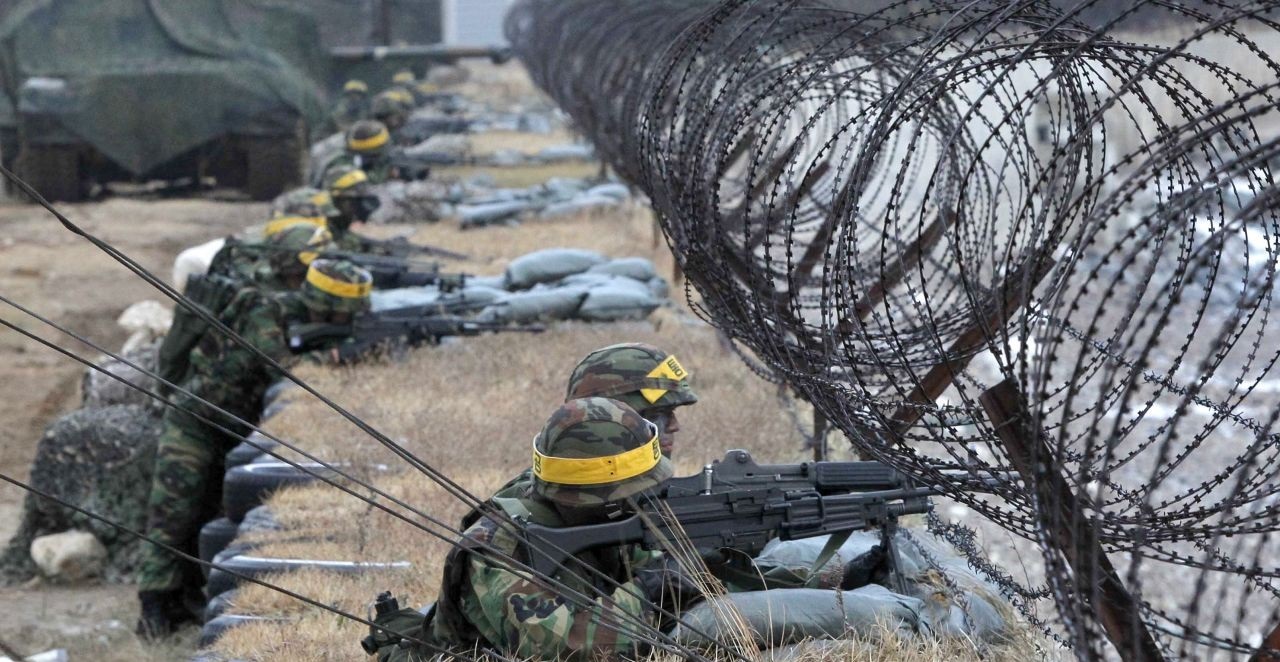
{"left": 0, "top": 0, "right": 328, "bottom": 175}
{"left": 0, "top": 404, "right": 162, "bottom": 584}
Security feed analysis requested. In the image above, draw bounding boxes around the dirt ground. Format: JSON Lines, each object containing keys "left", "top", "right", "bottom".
{"left": 0, "top": 195, "right": 262, "bottom": 659}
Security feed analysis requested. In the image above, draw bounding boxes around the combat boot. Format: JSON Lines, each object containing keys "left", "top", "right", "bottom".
{"left": 136, "top": 589, "right": 197, "bottom": 639}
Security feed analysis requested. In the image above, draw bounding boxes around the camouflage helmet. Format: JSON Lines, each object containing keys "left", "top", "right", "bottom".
{"left": 346, "top": 119, "right": 391, "bottom": 155}
{"left": 392, "top": 69, "right": 415, "bottom": 84}
{"left": 532, "top": 397, "right": 672, "bottom": 506}
{"left": 273, "top": 187, "right": 332, "bottom": 219}
{"left": 566, "top": 343, "right": 698, "bottom": 413}
{"left": 343, "top": 79, "right": 369, "bottom": 95}
{"left": 371, "top": 92, "right": 410, "bottom": 122}
{"left": 323, "top": 165, "right": 371, "bottom": 199}
{"left": 265, "top": 225, "right": 327, "bottom": 279}
{"left": 263, "top": 214, "right": 326, "bottom": 238}
{"left": 301, "top": 259, "right": 373, "bottom": 315}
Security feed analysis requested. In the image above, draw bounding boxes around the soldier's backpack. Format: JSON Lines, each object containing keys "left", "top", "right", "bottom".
{"left": 156, "top": 273, "right": 243, "bottom": 393}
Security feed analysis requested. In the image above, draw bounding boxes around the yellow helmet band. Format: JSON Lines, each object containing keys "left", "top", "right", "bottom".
{"left": 264, "top": 215, "right": 325, "bottom": 237}
{"left": 306, "top": 267, "right": 372, "bottom": 299}
{"left": 640, "top": 355, "right": 690, "bottom": 404}
{"left": 349, "top": 129, "right": 389, "bottom": 152}
{"left": 532, "top": 429, "right": 661, "bottom": 486}
{"left": 332, "top": 169, "right": 369, "bottom": 191}
{"left": 344, "top": 80, "right": 369, "bottom": 93}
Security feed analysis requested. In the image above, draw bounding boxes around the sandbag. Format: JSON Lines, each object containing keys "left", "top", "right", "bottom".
{"left": 671, "top": 586, "right": 930, "bottom": 648}
{"left": 748, "top": 533, "right": 1011, "bottom": 643}
{"left": 577, "top": 285, "right": 662, "bottom": 321}
{"left": 504, "top": 249, "right": 605, "bottom": 289}
{"left": 537, "top": 195, "right": 620, "bottom": 220}
{"left": 648, "top": 276, "right": 671, "bottom": 300}
{"left": 476, "top": 286, "right": 589, "bottom": 324}
{"left": 584, "top": 183, "right": 631, "bottom": 201}
{"left": 587, "top": 257, "right": 658, "bottom": 282}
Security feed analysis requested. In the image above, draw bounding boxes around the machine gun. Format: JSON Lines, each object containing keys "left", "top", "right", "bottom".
{"left": 521, "top": 450, "right": 1005, "bottom": 583}
{"left": 287, "top": 308, "right": 543, "bottom": 358}
{"left": 319, "top": 251, "right": 467, "bottom": 291}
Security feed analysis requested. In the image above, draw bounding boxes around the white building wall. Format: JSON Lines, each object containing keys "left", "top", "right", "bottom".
{"left": 442, "top": 0, "right": 515, "bottom": 45}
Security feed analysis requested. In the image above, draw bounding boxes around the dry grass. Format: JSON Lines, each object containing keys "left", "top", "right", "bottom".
{"left": 193, "top": 61, "right": 1053, "bottom": 662}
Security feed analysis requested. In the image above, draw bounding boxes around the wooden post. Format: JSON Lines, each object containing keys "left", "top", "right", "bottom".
{"left": 889, "top": 254, "right": 1056, "bottom": 434}
{"left": 1251, "top": 622, "right": 1280, "bottom": 661}
{"left": 980, "top": 378, "right": 1163, "bottom": 662}
{"left": 812, "top": 407, "right": 828, "bottom": 461}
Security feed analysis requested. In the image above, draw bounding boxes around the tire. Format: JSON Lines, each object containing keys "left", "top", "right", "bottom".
{"left": 243, "top": 122, "right": 305, "bottom": 201}
{"left": 222, "top": 462, "right": 337, "bottom": 524}
{"left": 198, "top": 517, "right": 239, "bottom": 578}
{"left": 205, "top": 554, "right": 411, "bottom": 599}
{"left": 203, "top": 588, "right": 239, "bottom": 623}
{"left": 198, "top": 614, "right": 288, "bottom": 648}
{"left": 224, "top": 433, "right": 279, "bottom": 469}
{"left": 237, "top": 506, "right": 281, "bottom": 534}
{"left": 16, "top": 142, "right": 82, "bottom": 202}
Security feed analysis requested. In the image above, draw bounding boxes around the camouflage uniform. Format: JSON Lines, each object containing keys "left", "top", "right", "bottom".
{"left": 205, "top": 223, "right": 330, "bottom": 292}
{"left": 317, "top": 120, "right": 395, "bottom": 187}
{"left": 137, "top": 260, "right": 372, "bottom": 634}
{"left": 375, "top": 399, "right": 679, "bottom": 661}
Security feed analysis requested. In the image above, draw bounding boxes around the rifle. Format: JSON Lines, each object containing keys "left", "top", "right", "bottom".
{"left": 287, "top": 310, "right": 543, "bottom": 357}
{"left": 522, "top": 450, "right": 1005, "bottom": 586}
{"left": 354, "top": 235, "right": 469, "bottom": 262}
{"left": 319, "top": 251, "right": 467, "bottom": 291}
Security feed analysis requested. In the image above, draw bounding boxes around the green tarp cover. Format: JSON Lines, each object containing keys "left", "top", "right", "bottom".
{"left": 0, "top": 0, "right": 328, "bottom": 175}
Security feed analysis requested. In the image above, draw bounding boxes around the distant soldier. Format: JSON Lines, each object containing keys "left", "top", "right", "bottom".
{"left": 317, "top": 120, "right": 394, "bottom": 186}
{"left": 322, "top": 165, "right": 383, "bottom": 252}
{"left": 367, "top": 398, "right": 700, "bottom": 661}
{"left": 372, "top": 89, "right": 416, "bottom": 143}
{"left": 327, "top": 79, "right": 371, "bottom": 135}
{"left": 136, "top": 259, "right": 373, "bottom": 638}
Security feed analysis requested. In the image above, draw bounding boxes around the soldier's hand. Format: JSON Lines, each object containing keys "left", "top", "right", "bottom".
{"left": 840, "top": 543, "right": 887, "bottom": 590}
{"left": 635, "top": 556, "right": 702, "bottom": 613}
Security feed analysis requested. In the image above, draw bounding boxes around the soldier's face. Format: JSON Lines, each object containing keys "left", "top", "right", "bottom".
{"left": 645, "top": 407, "right": 680, "bottom": 457}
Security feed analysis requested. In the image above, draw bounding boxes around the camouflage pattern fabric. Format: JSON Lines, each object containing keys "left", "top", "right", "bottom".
{"left": 323, "top": 151, "right": 394, "bottom": 186}
{"left": 273, "top": 186, "right": 334, "bottom": 219}
{"left": 566, "top": 343, "right": 698, "bottom": 412}
{"left": 301, "top": 259, "right": 373, "bottom": 315}
{"left": 424, "top": 493, "right": 664, "bottom": 661}
{"left": 136, "top": 408, "right": 234, "bottom": 592}
{"left": 532, "top": 397, "right": 672, "bottom": 507}
{"left": 137, "top": 288, "right": 310, "bottom": 592}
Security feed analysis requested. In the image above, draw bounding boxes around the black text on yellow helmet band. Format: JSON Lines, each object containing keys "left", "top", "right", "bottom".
{"left": 532, "top": 428, "right": 661, "bottom": 486}
{"left": 306, "top": 265, "right": 372, "bottom": 299}
{"left": 640, "top": 355, "right": 690, "bottom": 403}
{"left": 348, "top": 126, "right": 390, "bottom": 152}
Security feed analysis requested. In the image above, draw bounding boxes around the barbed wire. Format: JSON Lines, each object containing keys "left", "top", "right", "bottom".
{"left": 509, "top": 0, "right": 1280, "bottom": 658}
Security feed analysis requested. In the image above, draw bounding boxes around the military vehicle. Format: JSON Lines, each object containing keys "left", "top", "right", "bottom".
{"left": 0, "top": 0, "right": 329, "bottom": 201}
